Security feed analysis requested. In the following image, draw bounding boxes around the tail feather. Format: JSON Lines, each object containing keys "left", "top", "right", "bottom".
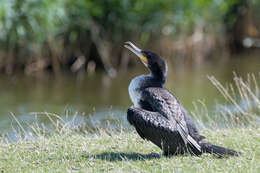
{"left": 201, "top": 142, "right": 241, "bottom": 156}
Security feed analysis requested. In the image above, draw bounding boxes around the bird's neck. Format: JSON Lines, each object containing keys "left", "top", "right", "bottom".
{"left": 151, "top": 71, "right": 166, "bottom": 85}
{"left": 128, "top": 74, "right": 165, "bottom": 107}
{"left": 149, "top": 62, "right": 168, "bottom": 85}
{"left": 132, "top": 73, "right": 165, "bottom": 89}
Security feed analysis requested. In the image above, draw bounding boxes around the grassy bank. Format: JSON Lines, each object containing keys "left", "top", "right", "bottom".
{"left": 1, "top": 74, "right": 260, "bottom": 172}
{"left": 0, "top": 128, "right": 259, "bottom": 172}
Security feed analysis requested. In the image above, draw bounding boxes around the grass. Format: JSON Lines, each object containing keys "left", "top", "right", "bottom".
{"left": 0, "top": 128, "right": 259, "bottom": 172}
{"left": 1, "top": 74, "right": 260, "bottom": 172}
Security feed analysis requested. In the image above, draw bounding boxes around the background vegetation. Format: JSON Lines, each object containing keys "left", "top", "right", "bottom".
{"left": 0, "top": 0, "right": 259, "bottom": 75}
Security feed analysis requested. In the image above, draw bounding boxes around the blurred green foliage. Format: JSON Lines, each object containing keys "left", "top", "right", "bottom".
{"left": 0, "top": 0, "right": 259, "bottom": 74}
{"left": 0, "top": 0, "right": 233, "bottom": 44}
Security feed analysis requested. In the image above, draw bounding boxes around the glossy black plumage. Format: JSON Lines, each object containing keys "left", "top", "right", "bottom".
{"left": 125, "top": 41, "right": 241, "bottom": 156}
{"left": 128, "top": 88, "right": 202, "bottom": 155}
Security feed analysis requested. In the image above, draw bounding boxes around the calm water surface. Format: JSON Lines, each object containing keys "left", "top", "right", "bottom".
{"left": 0, "top": 56, "right": 260, "bottom": 137}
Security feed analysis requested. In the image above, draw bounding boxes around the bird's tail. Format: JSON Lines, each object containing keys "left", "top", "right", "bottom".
{"left": 201, "top": 142, "right": 241, "bottom": 156}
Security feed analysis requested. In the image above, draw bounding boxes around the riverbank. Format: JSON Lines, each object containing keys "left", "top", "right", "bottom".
{"left": 0, "top": 127, "right": 259, "bottom": 172}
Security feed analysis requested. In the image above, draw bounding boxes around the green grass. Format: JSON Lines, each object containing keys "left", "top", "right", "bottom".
{"left": 0, "top": 128, "right": 259, "bottom": 173}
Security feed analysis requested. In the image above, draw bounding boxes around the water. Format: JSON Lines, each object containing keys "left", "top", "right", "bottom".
{"left": 0, "top": 55, "right": 260, "bottom": 137}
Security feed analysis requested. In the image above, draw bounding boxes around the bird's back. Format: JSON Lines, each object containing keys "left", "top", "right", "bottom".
{"left": 141, "top": 87, "right": 202, "bottom": 153}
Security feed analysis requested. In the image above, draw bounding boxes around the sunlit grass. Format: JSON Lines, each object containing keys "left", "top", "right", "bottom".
{"left": 0, "top": 127, "right": 259, "bottom": 172}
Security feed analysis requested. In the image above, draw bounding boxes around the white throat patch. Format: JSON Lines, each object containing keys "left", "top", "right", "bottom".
{"left": 128, "top": 75, "right": 146, "bottom": 107}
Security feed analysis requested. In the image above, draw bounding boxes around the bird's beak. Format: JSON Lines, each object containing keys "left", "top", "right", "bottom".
{"left": 124, "top": 41, "right": 148, "bottom": 66}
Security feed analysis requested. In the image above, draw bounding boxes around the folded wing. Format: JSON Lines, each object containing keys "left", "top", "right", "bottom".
{"left": 142, "top": 87, "right": 201, "bottom": 153}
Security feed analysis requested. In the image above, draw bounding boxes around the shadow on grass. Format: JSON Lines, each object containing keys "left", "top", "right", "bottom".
{"left": 82, "top": 152, "right": 161, "bottom": 161}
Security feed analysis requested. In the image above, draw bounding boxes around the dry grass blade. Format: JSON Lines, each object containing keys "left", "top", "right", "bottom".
{"left": 208, "top": 75, "right": 246, "bottom": 115}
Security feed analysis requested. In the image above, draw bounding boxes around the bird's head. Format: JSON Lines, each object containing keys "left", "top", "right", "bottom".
{"left": 124, "top": 41, "right": 167, "bottom": 82}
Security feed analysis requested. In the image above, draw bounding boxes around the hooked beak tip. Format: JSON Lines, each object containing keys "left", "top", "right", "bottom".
{"left": 124, "top": 41, "right": 149, "bottom": 67}
{"left": 124, "top": 41, "right": 142, "bottom": 56}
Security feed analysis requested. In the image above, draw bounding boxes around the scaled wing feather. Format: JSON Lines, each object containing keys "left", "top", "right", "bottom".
{"left": 142, "top": 87, "right": 201, "bottom": 152}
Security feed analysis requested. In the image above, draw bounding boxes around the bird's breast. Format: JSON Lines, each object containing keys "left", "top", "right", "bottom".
{"left": 128, "top": 76, "right": 146, "bottom": 107}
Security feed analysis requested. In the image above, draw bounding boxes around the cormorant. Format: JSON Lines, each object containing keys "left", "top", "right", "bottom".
{"left": 124, "top": 41, "right": 240, "bottom": 156}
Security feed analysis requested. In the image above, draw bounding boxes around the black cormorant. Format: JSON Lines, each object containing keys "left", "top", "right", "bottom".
{"left": 124, "top": 41, "right": 240, "bottom": 156}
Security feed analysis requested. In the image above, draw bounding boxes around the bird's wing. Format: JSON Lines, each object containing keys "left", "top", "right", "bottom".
{"left": 142, "top": 87, "right": 201, "bottom": 152}
{"left": 127, "top": 107, "right": 185, "bottom": 154}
